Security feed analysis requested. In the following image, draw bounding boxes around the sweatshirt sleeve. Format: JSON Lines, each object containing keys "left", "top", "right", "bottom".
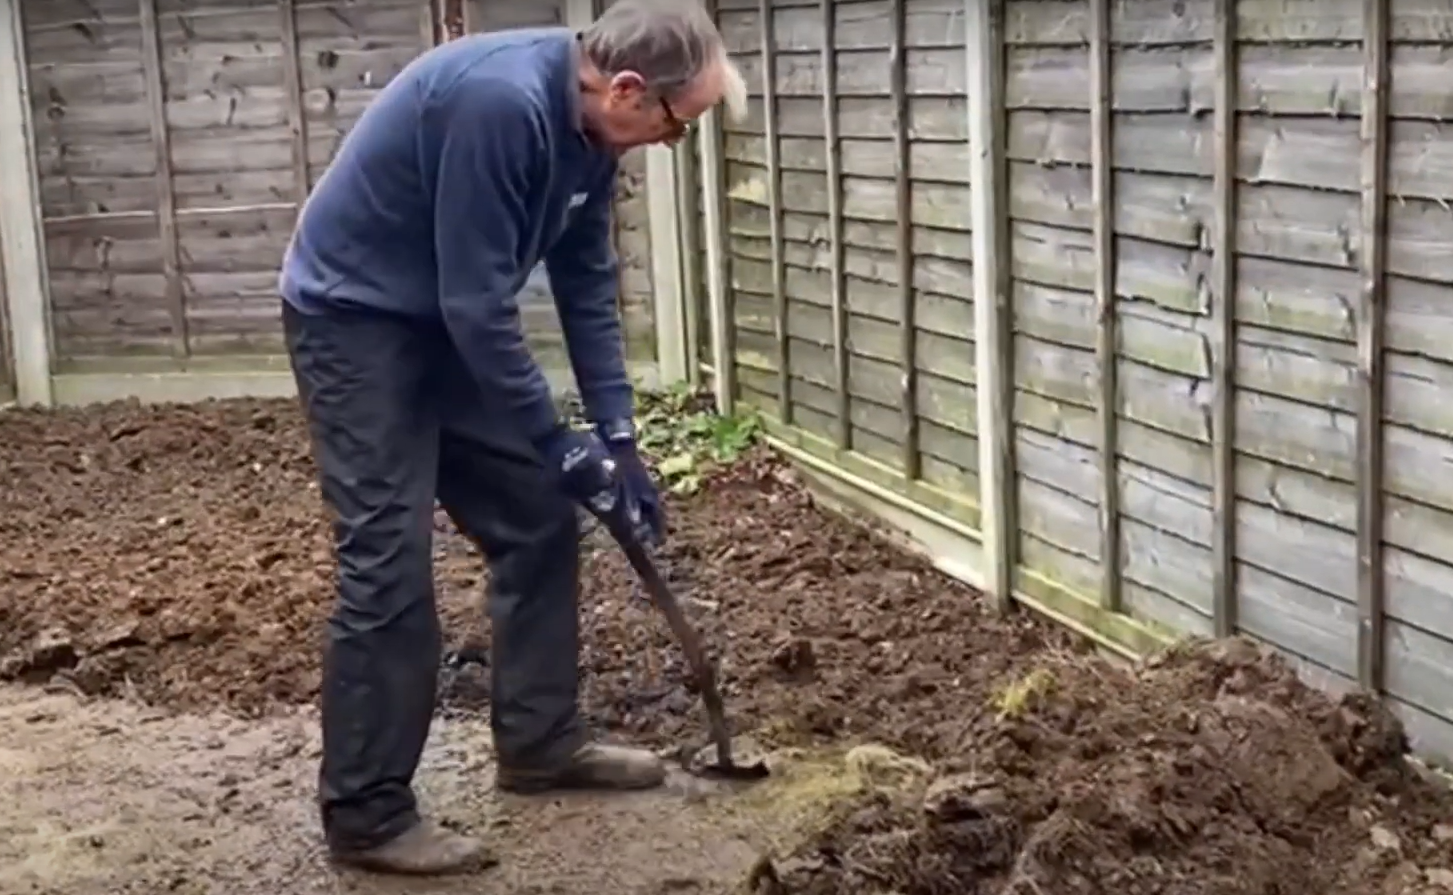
{"left": 544, "top": 163, "right": 634, "bottom": 425}
{"left": 432, "top": 78, "right": 561, "bottom": 442}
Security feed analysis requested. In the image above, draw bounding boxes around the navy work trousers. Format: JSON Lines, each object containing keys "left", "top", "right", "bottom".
{"left": 283, "top": 302, "right": 586, "bottom": 852}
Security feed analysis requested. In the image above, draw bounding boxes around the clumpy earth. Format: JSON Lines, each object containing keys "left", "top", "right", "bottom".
{"left": 754, "top": 641, "right": 1453, "bottom": 895}
{"left": 1, "top": 397, "right": 1451, "bottom": 895}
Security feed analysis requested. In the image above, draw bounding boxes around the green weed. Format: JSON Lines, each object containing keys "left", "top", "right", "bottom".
{"left": 634, "top": 383, "right": 762, "bottom": 495}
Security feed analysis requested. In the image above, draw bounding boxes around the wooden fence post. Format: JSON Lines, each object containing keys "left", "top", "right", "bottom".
{"left": 698, "top": 0, "right": 733, "bottom": 415}
{"left": 138, "top": 0, "right": 189, "bottom": 358}
{"left": 0, "top": 0, "right": 53, "bottom": 406}
{"left": 759, "top": 0, "right": 791, "bottom": 424}
{"left": 646, "top": 144, "right": 688, "bottom": 384}
{"left": 1356, "top": 0, "right": 1390, "bottom": 691}
{"left": 280, "top": 0, "right": 310, "bottom": 203}
{"left": 1089, "top": 0, "right": 1121, "bottom": 613}
{"left": 675, "top": 142, "right": 703, "bottom": 386}
{"left": 700, "top": 101, "right": 732, "bottom": 413}
{"left": 966, "top": 0, "right": 1013, "bottom": 611}
{"left": 888, "top": 0, "right": 918, "bottom": 479}
{"left": 819, "top": 0, "right": 848, "bottom": 449}
{"left": 1210, "top": 0, "right": 1240, "bottom": 639}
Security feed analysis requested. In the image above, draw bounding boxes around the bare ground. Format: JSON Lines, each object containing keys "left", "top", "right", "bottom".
{"left": 1, "top": 398, "right": 1452, "bottom": 895}
{"left": 0, "top": 685, "right": 772, "bottom": 895}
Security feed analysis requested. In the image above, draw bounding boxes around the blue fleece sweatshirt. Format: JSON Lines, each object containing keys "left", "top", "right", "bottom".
{"left": 279, "top": 28, "right": 630, "bottom": 440}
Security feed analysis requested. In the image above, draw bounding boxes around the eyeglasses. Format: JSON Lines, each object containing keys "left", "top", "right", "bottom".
{"left": 658, "top": 96, "right": 691, "bottom": 141}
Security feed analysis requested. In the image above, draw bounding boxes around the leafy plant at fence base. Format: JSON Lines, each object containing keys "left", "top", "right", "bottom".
{"left": 635, "top": 383, "right": 762, "bottom": 495}
{"left": 557, "top": 382, "right": 761, "bottom": 494}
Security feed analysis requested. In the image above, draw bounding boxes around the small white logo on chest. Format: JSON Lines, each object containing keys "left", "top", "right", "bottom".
{"left": 568, "top": 192, "right": 588, "bottom": 209}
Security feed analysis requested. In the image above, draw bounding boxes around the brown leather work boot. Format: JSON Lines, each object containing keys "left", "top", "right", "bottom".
{"left": 497, "top": 742, "right": 668, "bottom": 794}
{"left": 331, "top": 820, "right": 490, "bottom": 876}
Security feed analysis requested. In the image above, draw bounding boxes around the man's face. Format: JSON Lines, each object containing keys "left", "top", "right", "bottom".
{"left": 593, "top": 59, "right": 725, "bottom": 152}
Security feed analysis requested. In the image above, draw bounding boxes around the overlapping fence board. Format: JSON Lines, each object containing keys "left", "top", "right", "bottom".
{"left": 24, "top": 0, "right": 428, "bottom": 362}
{"left": 720, "top": 0, "right": 978, "bottom": 508}
{"left": 700, "top": 0, "right": 1453, "bottom": 765}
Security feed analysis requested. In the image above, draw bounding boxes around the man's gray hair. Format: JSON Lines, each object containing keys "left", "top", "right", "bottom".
{"left": 581, "top": 0, "right": 748, "bottom": 122}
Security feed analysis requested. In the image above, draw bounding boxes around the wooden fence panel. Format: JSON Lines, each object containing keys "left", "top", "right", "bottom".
{"left": 721, "top": 0, "right": 979, "bottom": 517}
{"left": 28, "top": 0, "right": 175, "bottom": 359}
{"left": 1003, "top": 0, "right": 1121, "bottom": 626}
{"left": 716, "top": 0, "right": 768, "bottom": 413}
{"left": 21, "top": 0, "right": 657, "bottom": 373}
{"left": 1377, "top": 0, "right": 1453, "bottom": 758}
{"left": 699, "top": 0, "right": 1453, "bottom": 764}
{"left": 23, "top": 0, "right": 429, "bottom": 364}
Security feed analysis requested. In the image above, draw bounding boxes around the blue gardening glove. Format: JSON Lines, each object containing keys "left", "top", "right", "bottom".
{"left": 537, "top": 425, "right": 628, "bottom": 520}
{"left": 597, "top": 419, "right": 665, "bottom": 546}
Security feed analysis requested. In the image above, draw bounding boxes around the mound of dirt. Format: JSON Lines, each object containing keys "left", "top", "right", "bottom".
{"left": 752, "top": 639, "right": 1453, "bottom": 895}
{"left": 0, "top": 400, "right": 329, "bottom": 711}
{"left": 0, "top": 399, "right": 1070, "bottom": 754}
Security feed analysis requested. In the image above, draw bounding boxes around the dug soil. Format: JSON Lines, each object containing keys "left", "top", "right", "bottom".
{"left": 2, "top": 397, "right": 1452, "bottom": 895}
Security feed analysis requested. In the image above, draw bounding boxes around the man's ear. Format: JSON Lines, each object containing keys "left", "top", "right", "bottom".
{"left": 607, "top": 70, "right": 648, "bottom": 102}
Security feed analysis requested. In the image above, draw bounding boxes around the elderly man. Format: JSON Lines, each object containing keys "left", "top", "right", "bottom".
{"left": 278, "top": 0, "right": 745, "bottom": 876}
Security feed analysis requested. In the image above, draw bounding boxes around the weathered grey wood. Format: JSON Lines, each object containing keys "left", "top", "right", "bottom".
{"left": 175, "top": 205, "right": 295, "bottom": 349}
{"left": 465, "top": 0, "right": 561, "bottom": 32}
{"left": 888, "top": 0, "right": 918, "bottom": 479}
{"left": 730, "top": 201, "right": 975, "bottom": 278}
{"left": 676, "top": 141, "right": 704, "bottom": 384}
{"left": 728, "top": 235, "right": 975, "bottom": 333}
{"left": 1016, "top": 327, "right": 1210, "bottom": 445}
{"left": 137, "top": 0, "right": 187, "bottom": 356}
{"left": 1015, "top": 446, "right": 1218, "bottom": 627}
{"left": 726, "top": 163, "right": 972, "bottom": 232}
{"left": 728, "top": 132, "right": 974, "bottom": 183}
{"left": 1011, "top": 220, "right": 1209, "bottom": 317}
{"left": 746, "top": 361, "right": 978, "bottom": 489}
{"left": 758, "top": 0, "right": 790, "bottom": 424}
{"left": 1015, "top": 379, "right": 1453, "bottom": 643}
{"left": 737, "top": 93, "right": 968, "bottom": 140}
{"left": 818, "top": 0, "right": 849, "bottom": 449}
{"left": 278, "top": 0, "right": 310, "bottom": 201}
{"left": 720, "top": 0, "right": 965, "bottom": 53}
{"left": 28, "top": 0, "right": 424, "bottom": 29}
{"left": 1210, "top": 0, "right": 1237, "bottom": 638}
{"left": 1004, "top": 41, "right": 1453, "bottom": 124}
{"left": 1385, "top": 619, "right": 1453, "bottom": 731}
{"left": 1357, "top": 0, "right": 1390, "bottom": 692}
{"left": 0, "top": 254, "right": 11, "bottom": 396}
{"left": 736, "top": 288, "right": 974, "bottom": 385}
{"left": 778, "top": 335, "right": 970, "bottom": 432}
{"left": 23, "top": 0, "right": 439, "bottom": 357}
{"left": 968, "top": 0, "right": 1014, "bottom": 611}
{"left": 733, "top": 45, "right": 966, "bottom": 98}
{"left": 1006, "top": 0, "right": 1453, "bottom": 46}
{"left": 703, "top": 2, "right": 736, "bottom": 411}
{"left": 1089, "top": 0, "right": 1119, "bottom": 613}
{"left": 613, "top": 149, "right": 658, "bottom": 364}
{"left": 1025, "top": 431, "right": 1372, "bottom": 641}
{"left": 769, "top": 319, "right": 974, "bottom": 436}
